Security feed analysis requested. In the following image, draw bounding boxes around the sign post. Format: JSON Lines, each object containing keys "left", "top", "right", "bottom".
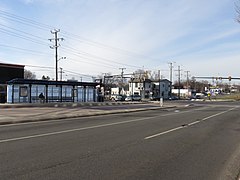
{"left": 160, "top": 98, "right": 163, "bottom": 107}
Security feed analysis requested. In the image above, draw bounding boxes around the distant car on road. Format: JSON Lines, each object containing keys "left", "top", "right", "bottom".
{"left": 125, "top": 95, "right": 141, "bottom": 101}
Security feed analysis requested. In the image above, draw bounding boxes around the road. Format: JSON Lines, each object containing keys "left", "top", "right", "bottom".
{"left": 1, "top": 102, "right": 240, "bottom": 180}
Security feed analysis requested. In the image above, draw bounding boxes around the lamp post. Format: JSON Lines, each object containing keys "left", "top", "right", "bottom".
{"left": 131, "top": 77, "right": 134, "bottom": 101}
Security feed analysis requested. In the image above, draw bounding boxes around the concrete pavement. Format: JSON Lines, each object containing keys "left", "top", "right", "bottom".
{"left": 0, "top": 102, "right": 179, "bottom": 125}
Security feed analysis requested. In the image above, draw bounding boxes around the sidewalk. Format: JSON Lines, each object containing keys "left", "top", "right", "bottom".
{"left": 0, "top": 102, "right": 178, "bottom": 125}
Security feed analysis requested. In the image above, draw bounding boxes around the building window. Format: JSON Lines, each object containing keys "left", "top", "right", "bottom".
{"left": 20, "top": 86, "right": 28, "bottom": 97}
{"left": 135, "top": 82, "right": 138, "bottom": 87}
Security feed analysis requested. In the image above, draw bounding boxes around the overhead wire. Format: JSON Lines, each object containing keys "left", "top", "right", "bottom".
{"left": 0, "top": 9, "right": 156, "bottom": 74}
{"left": 61, "top": 31, "right": 160, "bottom": 62}
{"left": 0, "top": 28, "right": 49, "bottom": 46}
{"left": 0, "top": 44, "right": 52, "bottom": 56}
{"left": 61, "top": 46, "right": 141, "bottom": 70}
{"left": 62, "top": 44, "right": 142, "bottom": 69}
{"left": 0, "top": 9, "right": 53, "bottom": 31}
{"left": 0, "top": 9, "right": 151, "bottom": 62}
{"left": 0, "top": 23, "right": 47, "bottom": 41}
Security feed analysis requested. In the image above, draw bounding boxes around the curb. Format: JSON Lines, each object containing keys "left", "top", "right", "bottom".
{"left": 0, "top": 101, "right": 143, "bottom": 109}
{"left": 0, "top": 106, "right": 177, "bottom": 126}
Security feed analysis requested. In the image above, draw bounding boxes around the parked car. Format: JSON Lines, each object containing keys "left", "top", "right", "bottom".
{"left": 168, "top": 96, "right": 179, "bottom": 100}
{"left": 110, "top": 94, "right": 124, "bottom": 101}
{"left": 125, "top": 95, "right": 141, "bottom": 101}
{"left": 150, "top": 96, "right": 161, "bottom": 101}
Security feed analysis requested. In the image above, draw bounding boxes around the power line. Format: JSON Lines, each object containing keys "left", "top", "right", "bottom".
{"left": 0, "top": 9, "right": 160, "bottom": 64}
{"left": 64, "top": 69, "right": 93, "bottom": 78}
{"left": 62, "top": 45, "right": 142, "bottom": 69}
{"left": 0, "top": 23, "right": 47, "bottom": 41}
{"left": 65, "top": 57, "right": 119, "bottom": 70}
{"left": 0, "top": 9, "right": 167, "bottom": 75}
{"left": 0, "top": 28, "right": 49, "bottom": 46}
{"left": 61, "top": 32, "right": 162, "bottom": 62}
{"left": 0, "top": 9, "right": 53, "bottom": 31}
{"left": 0, "top": 44, "right": 51, "bottom": 56}
{"left": 25, "top": 64, "right": 94, "bottom": 79}
{"left": 25, "top": 64, "right": 54, "bottom": 69}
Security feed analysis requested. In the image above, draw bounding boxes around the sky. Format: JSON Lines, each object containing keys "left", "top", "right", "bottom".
{"left": 0, "top": 0, "right": 240, "bottom": 83}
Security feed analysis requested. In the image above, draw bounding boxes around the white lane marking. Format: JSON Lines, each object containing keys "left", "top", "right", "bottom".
{"left": 144, "top": 126, "right": 184, "bottom": 140}
{"left": 0, "top": 116, "right": 154, "bottom": 143}
{"left": 0, "top": 107, "right": 206, "bottom": 143}
{"left": 202, "top": 107, "right": 237, "bottom": 121}
{"left": 160, "top": 107, "right": 208, "bottom": 117}
{"left": 188, "top": 120, "right": 200, "bottom": 126}
{"left": 144, "top": 106, "right": 238, "bottom": 140}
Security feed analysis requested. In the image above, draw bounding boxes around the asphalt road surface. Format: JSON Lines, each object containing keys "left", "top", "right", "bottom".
{"left": 1, "top": 102, "right": 240, "bottom": 180}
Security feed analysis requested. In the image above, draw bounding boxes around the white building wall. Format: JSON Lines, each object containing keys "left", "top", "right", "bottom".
{"left": 172, "top": 89, "right": 192, "bottom": 97}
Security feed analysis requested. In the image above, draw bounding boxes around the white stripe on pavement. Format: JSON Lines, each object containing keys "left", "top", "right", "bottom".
{"left": 0, "top": 107, "right": 206, "bottom": 143}
{"left": 144, "top": 106, "right": 238, "bottom": 140}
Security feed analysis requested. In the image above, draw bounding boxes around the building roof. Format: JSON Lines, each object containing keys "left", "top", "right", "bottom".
{"left": 7, "top": 78, "right": 101, "bottom": 87}
{"left": 152, "top": 79, "right": 171, "bottom": 83}
{"left": 129, "top": 78, "right": 152, "bottom": 83}
{"left": 0, "top": 62, "right": 25, "bottom": 69}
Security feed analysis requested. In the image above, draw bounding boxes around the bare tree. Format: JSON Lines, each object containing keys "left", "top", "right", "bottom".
{"left": 42, "top": 75, "right": 50, "bottom": 80}
{"left": 235, "top": 0, "right": 240, "bottom": 23}
{"left": 24, "top": 69, "right": 36, "bottom": 79}
{"left": 133, "top": 69, "right": 149, "bottom": 80}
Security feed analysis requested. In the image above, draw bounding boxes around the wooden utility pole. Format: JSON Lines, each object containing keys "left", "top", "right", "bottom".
{"left": 185, "top": 70, "right": 190, "bottom": 89}
{"left": 49, "top": 29, "right": 64, "bottom": 81}
{"left": 178, "top": 66, "right": 181, "bottom": 99}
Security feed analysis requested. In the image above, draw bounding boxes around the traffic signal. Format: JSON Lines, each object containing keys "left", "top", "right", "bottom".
{"left": 228, "top": 76, "right": 231, "bottom": 81}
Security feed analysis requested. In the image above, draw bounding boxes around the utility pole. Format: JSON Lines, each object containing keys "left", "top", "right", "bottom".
{"left": 119, "top": 68, "right": 126, "bottom": 95}
{"left": 158, "top": 70, "right": 161, "bottom": 98}
{"left": 185, "top": 70, "right": 190, "bottom": 89}
{"left": 103, "top": 73, "right": 108, "bottom": 98}
{"left": 168, "top": 62, "right": 175, "bottom": 98}
{"left": 59, "top": 67, "right": 64, "bottom": 81}
{"left": 177, "top": 66, "right": 181, "bottom": 99}
{"left": 119, "top": 68, "right": 126, "bottom": 83}
{"left": 49, "top": 29, "right": 64, "bottom": 81}
{"left": 168, "top": 62, "right": 175, "bottom": 83}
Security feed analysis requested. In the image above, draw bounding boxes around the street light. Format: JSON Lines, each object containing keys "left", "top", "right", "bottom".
{"left": 56, "top": 57, "right": 66, "bottom": 81}
{"left": 58, "top": 56, "right": 66, "bottom": 62}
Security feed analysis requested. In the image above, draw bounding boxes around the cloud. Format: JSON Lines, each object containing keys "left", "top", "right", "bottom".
{"left": 1, "top": 0, "right": 239, "bottom": 81}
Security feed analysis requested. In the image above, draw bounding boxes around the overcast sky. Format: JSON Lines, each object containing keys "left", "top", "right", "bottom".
{"left": 0, "top": 0, "right": 240, "bottom": 82}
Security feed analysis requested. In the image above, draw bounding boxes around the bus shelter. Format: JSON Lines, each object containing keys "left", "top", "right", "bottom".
{"left": 7, "top": 78, "right": 102, "bottom": 104}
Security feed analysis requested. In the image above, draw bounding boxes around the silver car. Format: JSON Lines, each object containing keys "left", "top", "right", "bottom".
{"left": 125, "top": 95, "right": 141, "bottom": 101}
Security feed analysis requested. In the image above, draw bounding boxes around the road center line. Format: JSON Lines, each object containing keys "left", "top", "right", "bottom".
{"left": 201, "top": 107, "right": 237, "bottom": 121}
{"left": 145, "top": 126, "right": 184, "bottom": 140}
{"left": 0, "top": 116, "right": 154, "bottom": 143}
{"left": 144, "top": 106, "right": 238, "bottom": 140}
